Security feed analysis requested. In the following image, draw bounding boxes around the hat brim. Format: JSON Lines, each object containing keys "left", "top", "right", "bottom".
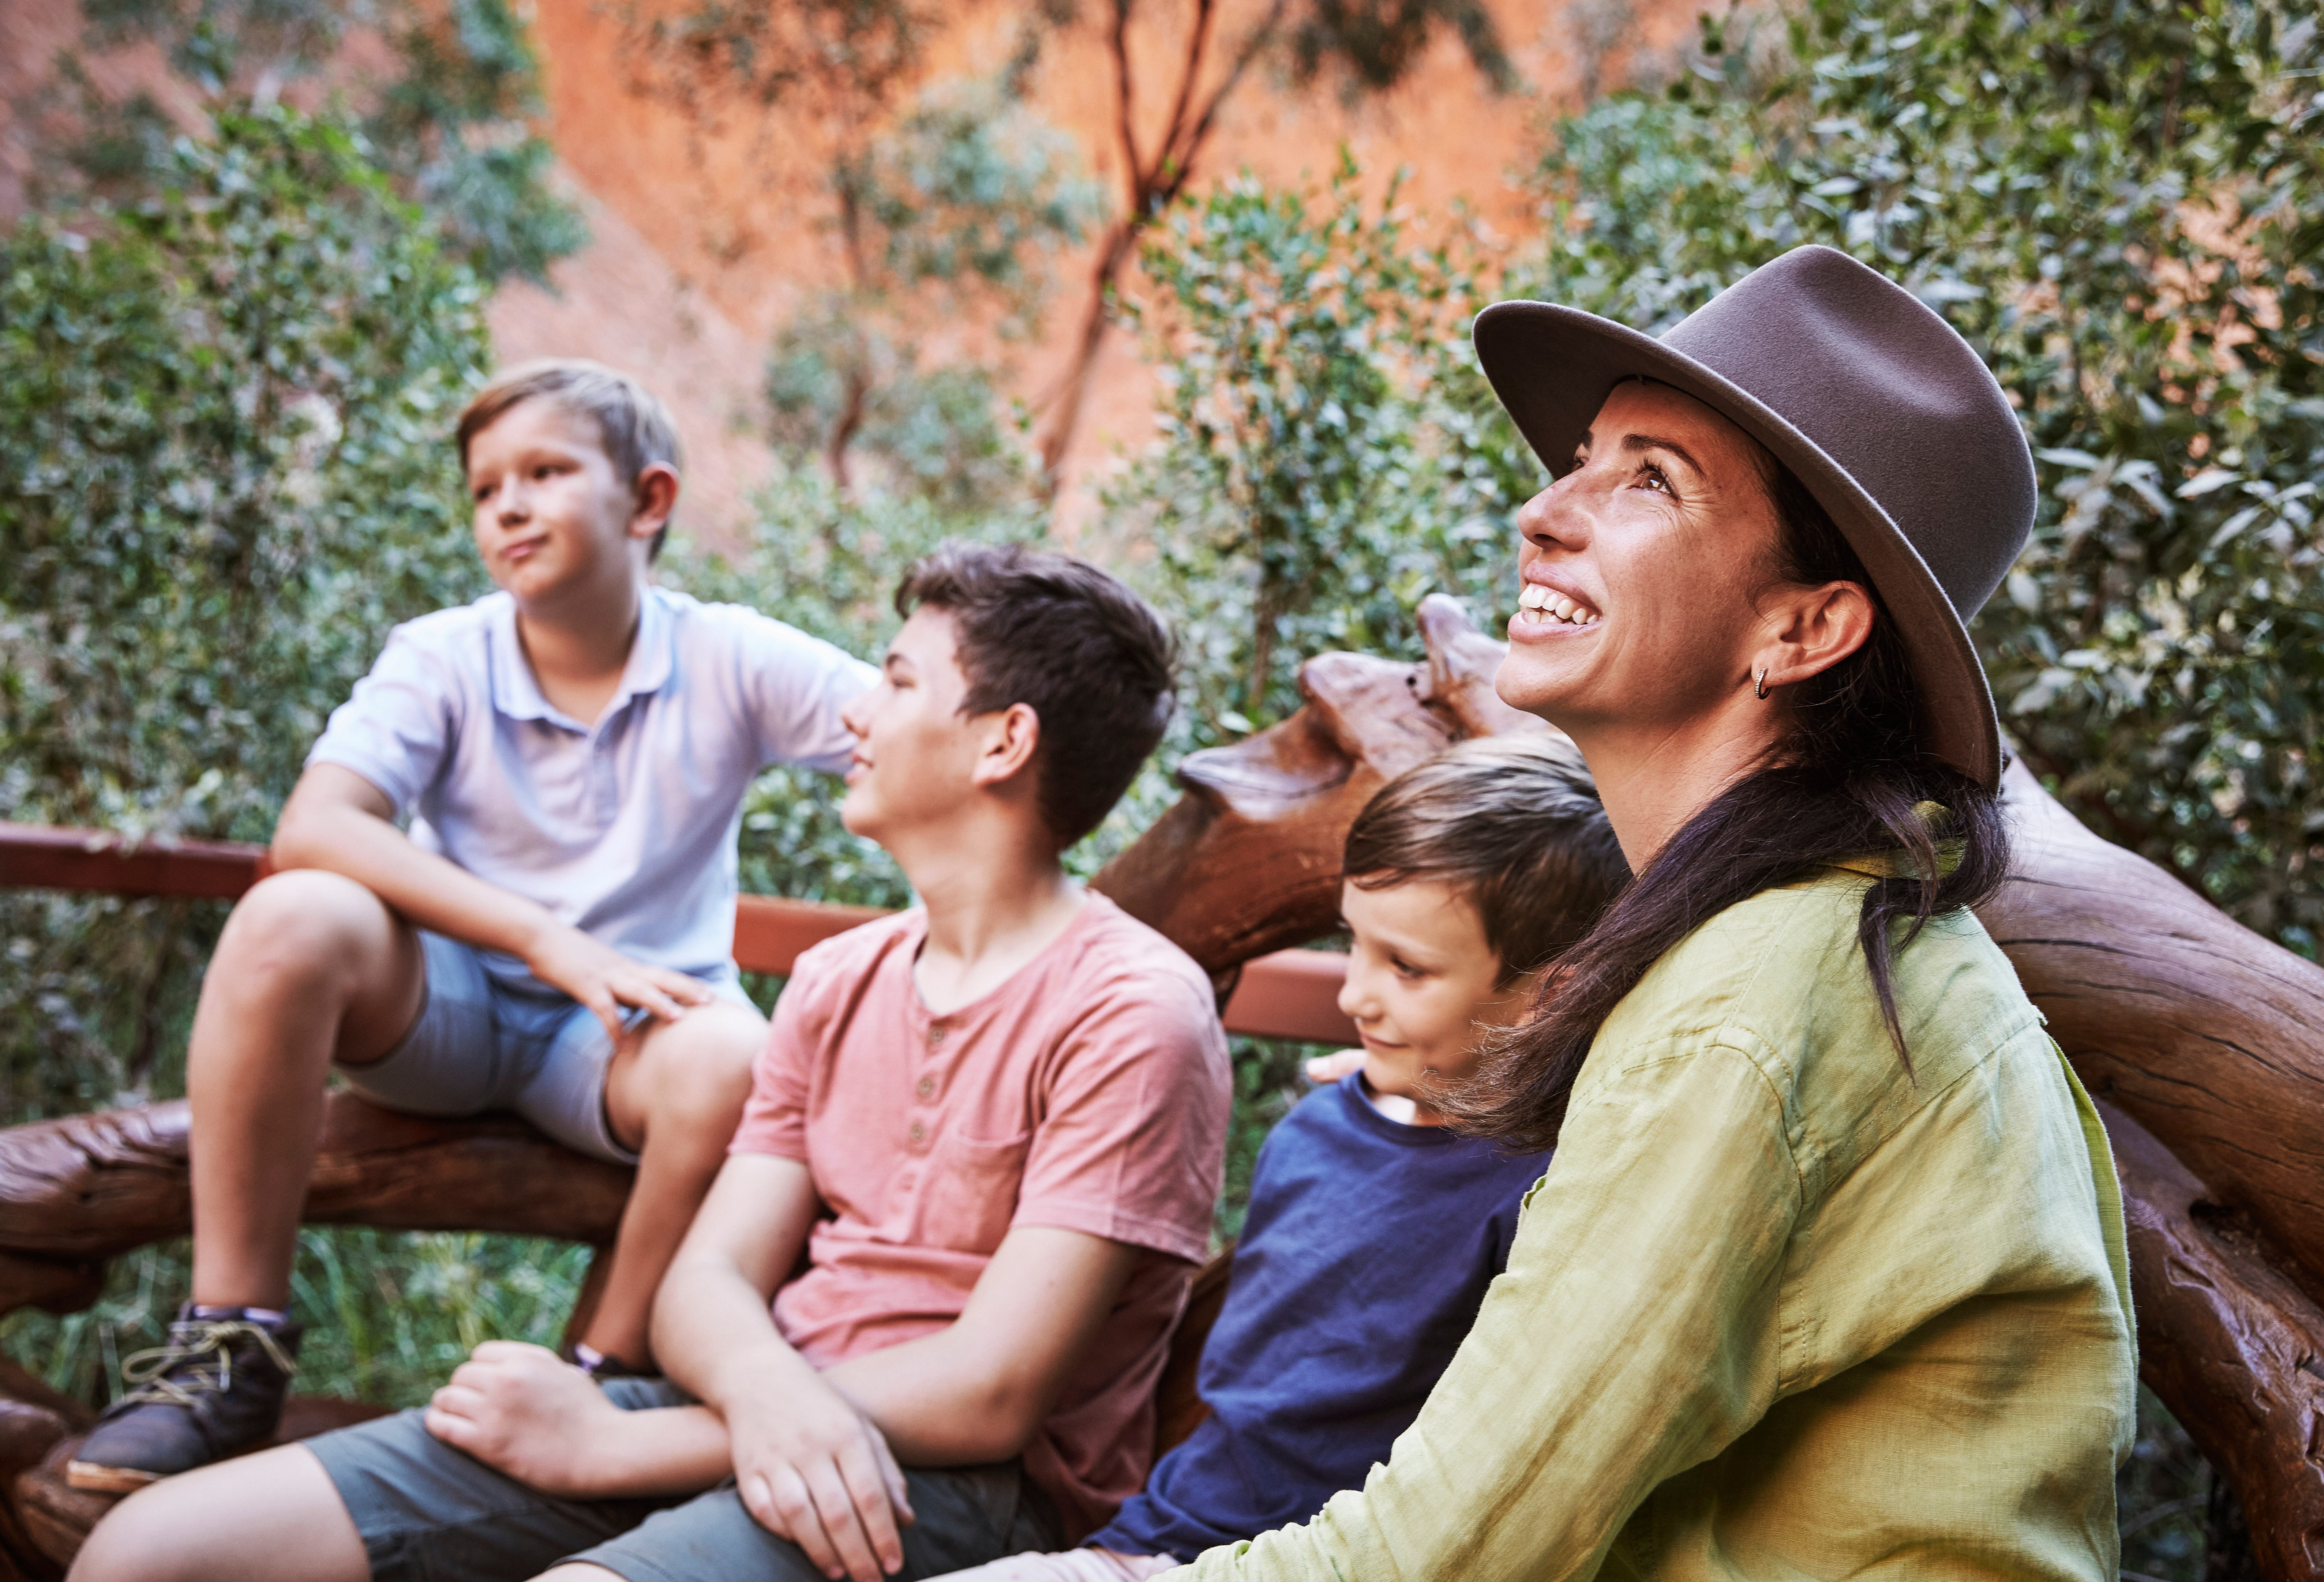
{"left": 1472, "top": 301, "right": 2003, "bottom": 790}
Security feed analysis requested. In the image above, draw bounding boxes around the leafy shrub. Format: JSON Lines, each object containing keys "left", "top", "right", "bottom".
{"left": 0, "top": 106, "right": 504, "bottom": 1405}
{"left": 1109, "top": 159, "right": 1527, "bottom": 736}
{"left": 0, "top": 106, "right": 490, "bottom": 1117}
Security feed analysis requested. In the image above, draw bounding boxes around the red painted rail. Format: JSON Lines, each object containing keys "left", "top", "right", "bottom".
{"left": 0, "top": 822, "right": 1357, "bottom": 1046}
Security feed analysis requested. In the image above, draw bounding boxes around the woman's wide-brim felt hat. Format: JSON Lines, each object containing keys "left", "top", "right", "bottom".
{"left": 1472, "top": 244, "right": 2035, "bottom": 790}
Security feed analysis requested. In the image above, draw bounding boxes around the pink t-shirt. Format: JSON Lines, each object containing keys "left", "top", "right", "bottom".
{"left": 728, "top": 891, "right": 1232, "bottom": 1537}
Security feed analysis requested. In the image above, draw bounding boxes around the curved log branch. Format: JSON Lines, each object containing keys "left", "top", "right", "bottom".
{"left": 2103, "top": 1101, "right": 2324, "bottom": 1580}
{"left": 0, "top": 1093, "right": 631, "bottom": 1318}
{"left": 1095, "top": 652, "right": 1453, "bottom": 969}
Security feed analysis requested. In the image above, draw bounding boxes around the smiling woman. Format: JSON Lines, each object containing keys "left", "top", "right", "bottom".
{"left": 1166, "top": 246, "right": 2139, "bottom": 1582}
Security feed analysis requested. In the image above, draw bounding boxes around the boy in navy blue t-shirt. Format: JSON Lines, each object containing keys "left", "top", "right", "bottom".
{"left": 936, "top": 734, "right": 1629, "bottom": 1581}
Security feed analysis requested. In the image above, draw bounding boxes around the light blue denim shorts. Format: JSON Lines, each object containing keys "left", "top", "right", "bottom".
{"left": 334, "top": 932, "right": 752, "bottom": 1165}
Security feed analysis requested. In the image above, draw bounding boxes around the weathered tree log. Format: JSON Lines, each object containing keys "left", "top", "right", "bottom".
{"left": 2103, "top": 1101, "right": 2324, "bottom": 1580}
{"left": 1094, "top": 594, "right": 2324, "bottom": 1579}
{"left": 1094, "top": 651, "right": 1455, "bottom": 970}
{"left": 0, "top": 1093, "right": 632, "bottom": 1318}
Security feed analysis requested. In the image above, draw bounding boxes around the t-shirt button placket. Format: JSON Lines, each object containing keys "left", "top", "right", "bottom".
{"left": 907, "top": 1120, "right": 927, "bottom": 1145}
{"left": 915, "top": 1076, "right": 936, "bottom": 1099}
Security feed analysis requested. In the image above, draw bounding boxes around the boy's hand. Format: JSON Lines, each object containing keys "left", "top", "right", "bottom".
{"left": 1304, "top": 1048, "right": 1365, "bottom": 1085}
{"left": 525, "top": 922, "right": 716, "bottom": 1041}
{"left": 725, "top": 1372, "right": 914, "bottom": 1582}
{"left": 423, "top": 1342, "right": 628, "bottom": 1496}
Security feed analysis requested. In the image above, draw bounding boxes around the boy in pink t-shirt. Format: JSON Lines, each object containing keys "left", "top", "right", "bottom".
{"left": 76, "top": 546, "right": 1233, "bottom": 1582}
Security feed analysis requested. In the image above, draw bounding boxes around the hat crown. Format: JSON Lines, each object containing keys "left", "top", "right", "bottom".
{"left": 1660, "top": 247, "right": 2033, "bottom": 620}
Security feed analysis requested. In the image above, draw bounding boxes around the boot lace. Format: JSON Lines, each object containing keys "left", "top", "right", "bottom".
{"left": 117, "top": 1319, "right": 297, "bottom": 1409}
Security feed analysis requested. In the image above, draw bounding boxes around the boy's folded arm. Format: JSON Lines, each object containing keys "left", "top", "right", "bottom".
{"left": 821, "top": 1224, "right": 1145, "bottom": 1465}
{"left": 656, "top": 1153, "right": 917, "bottom": 1582}
{"left": 269, "top": 763, "right": 712, "bottom": 1033}
{"left": 655, "top": 1153, "right": 829, "bottom": 1405}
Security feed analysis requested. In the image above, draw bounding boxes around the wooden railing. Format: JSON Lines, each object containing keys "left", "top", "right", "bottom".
{"left": 0, "top": 822, "right": 1357, "bottom": 1046}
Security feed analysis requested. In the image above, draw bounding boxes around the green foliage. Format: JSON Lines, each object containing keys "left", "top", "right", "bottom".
{"left": 37, "top": 0, "right": 586, "bottom": 285}
{"left": 0, "top": 106, "right": 489, "bottom": 1110}
{"left": 764, "top": 79, "right": 1103, "bottom": 502}
{"left": 1112, "top": 159, "right": 1526, "bottom": 733}
{"left": 363, "top": 0, "right": 593, "bottom": 284}
{"left": 7, "top": 1232, "right": 592, "bottom": 1412}
{"left": 0, "top": 105, "right": 566, "bottom": 1406}
{"left": 1287, "top": 0, "right": 1517, "bottom": 94}
{"left": 1523, "top": 0, "right": 2324, "bottom": 951}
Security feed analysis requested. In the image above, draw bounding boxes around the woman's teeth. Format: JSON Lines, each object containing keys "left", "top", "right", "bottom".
{"left": 1516, "top": 583, "right": 1601, "bottom": 628}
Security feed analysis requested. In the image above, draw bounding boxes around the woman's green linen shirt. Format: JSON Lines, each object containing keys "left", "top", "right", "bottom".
{"left": 1170, "top": 864, "right": 2137, "bottom": 1582}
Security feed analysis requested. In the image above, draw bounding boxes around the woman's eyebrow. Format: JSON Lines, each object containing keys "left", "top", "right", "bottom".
{"left": 1619, "top": 432, "right": 1708, "bottom": 480}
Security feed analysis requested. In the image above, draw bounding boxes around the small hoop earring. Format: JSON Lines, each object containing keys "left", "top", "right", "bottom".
{"left": 1754, "top": 667, "right": 1770, "bottom": 700}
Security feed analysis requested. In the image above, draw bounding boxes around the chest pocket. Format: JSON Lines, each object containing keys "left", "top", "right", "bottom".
{"left": 914, "top": 1129, "right": 1034, "bottom": 1254}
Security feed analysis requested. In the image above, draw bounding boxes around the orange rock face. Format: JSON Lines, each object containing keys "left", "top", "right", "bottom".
{"left": 7, "top": 0, "right": 1704, "bottom": 542}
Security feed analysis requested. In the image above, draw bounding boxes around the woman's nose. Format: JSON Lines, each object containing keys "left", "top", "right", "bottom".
{"left": 1518, "top": 477, "right": 1590, "bottom": 551}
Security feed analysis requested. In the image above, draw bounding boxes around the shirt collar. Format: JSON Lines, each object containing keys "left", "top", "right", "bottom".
{"left": 487, "top": 587, "right": 675, "bottom": 728}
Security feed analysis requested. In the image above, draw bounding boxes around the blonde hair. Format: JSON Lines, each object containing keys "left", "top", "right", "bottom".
{"left": 456, "top": 359, "right": 683, "bottom": 560}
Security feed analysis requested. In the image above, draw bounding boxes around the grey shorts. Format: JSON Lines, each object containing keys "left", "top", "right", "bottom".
{"left": 335, "top": 932, "right": 753, "bottom": 1165}
{"left": 306, "top": 1378, "right": 1064, "bottom": 1582}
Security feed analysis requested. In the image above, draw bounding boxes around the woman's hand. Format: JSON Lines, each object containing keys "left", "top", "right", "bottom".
{"left": 522, "top": 920, "right": 715, "bottom": 1041}
{"left": 1304, "top": 1048, "right": 1365, "bottom": 1085}
{"left": 423, "top": 1342, "right": 631, "bottom": 1497}
{"left": 724, "top": 1372, "right": 915, "bottom": 1582}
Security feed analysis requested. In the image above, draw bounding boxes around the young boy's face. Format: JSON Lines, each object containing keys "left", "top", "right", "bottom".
{"left": 464, "top": 397, "right": 655, "bottom": 607}
{"left": 1336, "top": 877, "right": 1533, "bottom": 1122}
{"left": 839, "top": 607, "right": 991, "bottom": 848}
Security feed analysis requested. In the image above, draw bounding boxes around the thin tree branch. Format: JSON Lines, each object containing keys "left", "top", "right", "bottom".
{"left": 1150, "top": 0, "right": 1219, "bottom": 201}
{"left": 1157, "top": 0, "right": 1286, "bottom": 208}
{"left": 1110, "top": 0, "right": 1143, "bottom": 195}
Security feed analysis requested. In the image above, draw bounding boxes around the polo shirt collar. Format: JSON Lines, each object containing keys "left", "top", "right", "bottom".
{"left": 486, "top": 587, "right": 676, "bottom": 728}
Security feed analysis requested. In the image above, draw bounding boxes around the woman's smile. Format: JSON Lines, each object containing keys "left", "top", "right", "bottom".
{"left": 1510, "top": 578, "right": 1603, "bottom": 638}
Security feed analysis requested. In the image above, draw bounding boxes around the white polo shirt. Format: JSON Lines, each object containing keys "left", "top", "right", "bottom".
{"left": 307, "top": 586, "right": 876, "bottom": 989}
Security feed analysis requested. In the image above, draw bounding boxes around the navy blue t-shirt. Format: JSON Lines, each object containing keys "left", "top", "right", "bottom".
{"left": 1087, "top": 1074, "right": 1552, "bottom": 1560}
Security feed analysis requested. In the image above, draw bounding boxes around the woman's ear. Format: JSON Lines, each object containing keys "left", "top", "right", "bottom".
{"left": 969, "top": 701, "right": 1042, "bottom": 792}
{"left": 1753, "top": 579, "right": 1877, "bottom": 693}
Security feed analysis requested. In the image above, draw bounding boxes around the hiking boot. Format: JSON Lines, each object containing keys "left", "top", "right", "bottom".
{"left": 66, "top": 1306, "right": 303, "bottom": 1493}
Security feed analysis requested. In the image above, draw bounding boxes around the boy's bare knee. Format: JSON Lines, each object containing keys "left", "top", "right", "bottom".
{"left": 638, "top": 1004, "right": 764, "bottom": 1126}
{"left": 72, "top": 1481, "right": 209, "bottom": 1582}
{"left": 215, "top": 870, "right": 398, "bottom": 989}
{"left": 71, "top": 1446, "right": 364, "bottom": 1582}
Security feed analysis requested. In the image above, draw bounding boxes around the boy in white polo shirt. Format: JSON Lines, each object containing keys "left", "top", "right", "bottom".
{"left": 68, "top": 360, "right": 876, "bottom": 1493}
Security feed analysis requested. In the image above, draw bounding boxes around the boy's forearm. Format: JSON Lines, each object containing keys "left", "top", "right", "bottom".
{"left": 580, "top": 1405, "right": 735, "bottom": 1497}
{"left": 821, "top": 1328, "right": 1043, "bottom": 1465}
{"left": 655, "top": 1256, "right": 820, "bottom": 1412}
{"left": 273, "top": 790, "right": 556, "bottom": 959}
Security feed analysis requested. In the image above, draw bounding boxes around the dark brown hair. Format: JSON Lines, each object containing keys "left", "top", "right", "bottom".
{"left": 1343, "top": 735, "right": 1629, "bottom": 984}
{"left": 1445, "top": 453, "right": 2012, "bottom": 1151}
{"left": 896, "top": 542, "right": 1178, "bottom": 849}
{"left": 457, "top": 359, "right": 682, "bottom": 562}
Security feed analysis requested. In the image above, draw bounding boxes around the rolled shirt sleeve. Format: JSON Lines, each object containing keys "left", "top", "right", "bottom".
{"left": 1173, "top": 1042, "right": 1799, "bottom": 1582}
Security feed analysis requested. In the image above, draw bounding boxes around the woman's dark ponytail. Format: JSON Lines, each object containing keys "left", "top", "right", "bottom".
{"left": 1443, "top": 459, "right": 2013, "bottom": 1153}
